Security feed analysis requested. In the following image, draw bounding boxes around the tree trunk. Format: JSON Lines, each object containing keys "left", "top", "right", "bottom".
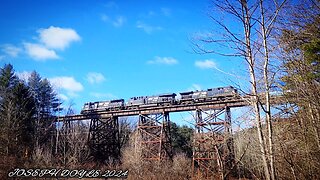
{"left": 259, "top": 0, "right": 275, "bottom": 179}
{"left": 241, "top": 1, "right": 271, "bottom": 179}
{"left": 309, "top": 103, "right": 320, "bottom": 150}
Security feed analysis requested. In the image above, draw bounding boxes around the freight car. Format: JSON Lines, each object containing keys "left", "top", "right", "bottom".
{"left": 126, "top": 93, "right": 176, "bottom": 109}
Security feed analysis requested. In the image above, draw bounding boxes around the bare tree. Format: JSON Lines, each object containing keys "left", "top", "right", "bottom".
{"left": 258, "top": 0, "right": 287, "bottom": 179}
{"left": 192, "top": 0, "right": 287, "bottom": 179}
{"left": 57, "top": 121, "right": 90, "bottom": 167}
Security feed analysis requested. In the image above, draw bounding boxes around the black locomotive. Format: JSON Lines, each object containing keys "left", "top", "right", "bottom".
{"left": 180, "top": 86, "right": 237, "bottom": 103}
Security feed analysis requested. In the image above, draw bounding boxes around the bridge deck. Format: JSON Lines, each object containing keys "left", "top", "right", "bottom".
{"left": 56, "top": 96, "right": 250, "bottom": 122}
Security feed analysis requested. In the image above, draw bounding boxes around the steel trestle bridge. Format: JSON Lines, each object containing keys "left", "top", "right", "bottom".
{"left": 55, "top": 95, "right": 251, "bottom": 179}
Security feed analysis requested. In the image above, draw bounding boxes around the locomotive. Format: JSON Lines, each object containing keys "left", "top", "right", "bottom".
{"left": 180, "top": 86, "right": 238, "bottom": 103}
{"left": 81, "top": 99, "right": 125, "bottom": 114}
{"left": 80, "top": 86, "right": 238, "bottom": 114}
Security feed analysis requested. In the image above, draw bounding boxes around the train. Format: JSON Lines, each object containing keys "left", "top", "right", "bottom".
{"left": 80, "top": 86, "right": 238, "bottom": 114}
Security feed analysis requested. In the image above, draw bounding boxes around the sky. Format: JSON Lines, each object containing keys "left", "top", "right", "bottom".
{"left": 0, "top": 0, "right": 249, "bottom": 126}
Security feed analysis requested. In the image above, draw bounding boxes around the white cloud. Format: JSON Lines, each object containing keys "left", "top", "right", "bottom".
{"left": 136, "top": 21, "right": 162, "bottom": 34}
{"left": 16, "top": 71, "right": 32, "bottom": 82}
{"left": 113, "top": 16, "right": 126, "bottom": 27}
{"left": 49, "top": 76, "right": 83, "bottom": 92}
{"left": 58, "top": 93, "right": 69, "bottom": 101}
{"left": 90, "top": 92, "right": 117, "bottom": 99}
{"left": 38, "top": 26, "right": 81, "bottom": 50}
{"left": 101, "top": 14, "right": 109, "bottom": 22}
{"left": 195, "top": 59, "right": 217, "bottom": 69}
{"left": 24, "top": 43, "right": 59, "bottom": 60}
{"left": 147, "top": 56, "right": 178, "bottom": 65}
{"left": 2, "top": 44, "right": 22, "bottom": 57}
{"left": 66, "top": 91, "right": 79, "bottom": 98}
{"left": 1, "top": 26, "right": 80, "bottom": 61}
{"left": 101, "top": 14, "right": 126, "bottom": 27}
{"left": 86, "top": 72, "right": 106, "bottom": 84}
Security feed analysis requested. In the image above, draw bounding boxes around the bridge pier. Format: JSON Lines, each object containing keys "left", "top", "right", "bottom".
{"left": 88, "top": 117, "right": 120, "bottom": 164}
{"left": 136, "top": 112, "right": 172, "bottom": 161}
{"left": 192, "top": 106, "right": 234, "bottom": 179}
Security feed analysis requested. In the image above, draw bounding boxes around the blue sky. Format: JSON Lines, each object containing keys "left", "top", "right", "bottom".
{"left": 0, "top": 0, "right": 248, "bottom": 125}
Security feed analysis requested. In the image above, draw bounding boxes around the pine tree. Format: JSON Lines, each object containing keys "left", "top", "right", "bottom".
{"left": 277, "top": 3, "right": 320, "bottom": 178}
{"left": 0, "top": 64, "right": 35, "bottom": 158}
{"left": 170, "top": 122, "right": 193, "bottom": 157}
{"left": 27, "top": 71, "right": 61, "bottom": 147}
{"left": 10, "top": 82, "right": 36, "bottom": 158}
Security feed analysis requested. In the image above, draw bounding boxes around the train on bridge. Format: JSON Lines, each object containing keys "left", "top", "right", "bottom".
{"left": 80, "top": 86, "right": 239, "bottom": 114}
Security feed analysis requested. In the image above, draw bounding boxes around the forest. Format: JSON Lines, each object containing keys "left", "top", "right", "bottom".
{"left": 0, "top": 0, "right": 319, "bottom": 179}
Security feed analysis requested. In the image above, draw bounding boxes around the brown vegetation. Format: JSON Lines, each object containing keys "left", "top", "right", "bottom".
{"left": 0, "top": 0, "right": 319, "bottom": 179}
{"left": 122, "top": 132, "right": 192, "bottom": 180}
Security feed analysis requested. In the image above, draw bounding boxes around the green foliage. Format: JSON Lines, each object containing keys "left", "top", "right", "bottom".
{"left": 280, "top": 13, "right": 320, "bottom": 107}
{"left": 28, "top": 71, "right": 61, "bottom": 117}
{"left": 27, "top": 71, "right": 61, "bottom": 146}
{"left": 170, "top": 122, "right": 193, "bottom": 157}
{"left": 302, "top": 39, "right": 320, "bottom": 82}
{"left": 0, "top": 64, "right": 18, "bottom": 97}
{"left": 0, "top": 64, "right": 61, "bottom": 160}
{"left": 10, "top": 82, "right": 36, "bottom": 155}
{"left": 276, "top": 4, "right": 320, "bottom": 179}
{"left": 0, "top": 64, "right": 36, "bottom": 158}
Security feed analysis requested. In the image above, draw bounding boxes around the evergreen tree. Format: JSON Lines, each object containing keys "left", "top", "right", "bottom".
{"left": 0, "top": 64, "right": 18, "bottom": 95}
{"left": 280, "top": 12, "right": 320, "bottom": 108}
{"left": 277, "top": 4, "right": 320, "bottom": 178}
{"left": 0, "top": 64, "right": 35, "bottom": 158}
{"left": 10, "top": 82, "right": 36, "bottom": 157}
{"left": 27, "top": 71, "right": 61, "bottom": 147}
{"left": 170, "top": 122, "right": 193, "bottom": 157}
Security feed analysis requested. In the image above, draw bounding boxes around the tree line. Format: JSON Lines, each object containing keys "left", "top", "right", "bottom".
{"left": 0, "top": 64, "right": 61, "bottom": 177}
{"left": 0, "top": 65, "right": 194, "bottom": 179}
